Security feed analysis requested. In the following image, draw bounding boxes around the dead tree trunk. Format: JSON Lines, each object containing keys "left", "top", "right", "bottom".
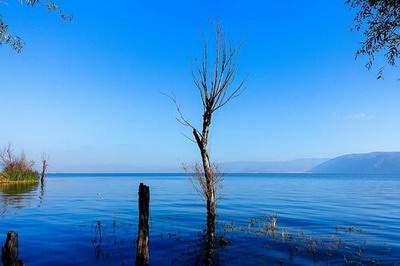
{"left": 2, "top": 231, "right": 23, "bottom": 266}
{"left": 136, "top": 183, "right": 149, "bottom": 266}
{"left": 169, "top": 23, "right": 244, "bottom": 266}
{"left": 193, "top": 121, "right": 216, "bottom": 246}
{"left": 40, "top": 159, "right": 48, "bottom": 185}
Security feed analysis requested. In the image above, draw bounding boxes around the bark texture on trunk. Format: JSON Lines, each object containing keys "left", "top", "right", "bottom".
{"left": 2, "top": 231, "right": 23, "bottom": 266}
{"left": 193, "top": 110, "right": 217, "bottom": 247}
{"left": 136, "top": 183, "right": 150, "bottom": 266}
{"left": 40, "top": 160, "right": 47, "bottom": 185}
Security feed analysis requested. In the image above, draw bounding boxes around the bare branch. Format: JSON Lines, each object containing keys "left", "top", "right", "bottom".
{"left": 0, "top": 143, "right": 14, "bottom": 167}
{"left": 191, "top": 61, "right": 206, "bottom": 109}
{"left": 182, "top": 162, "right": 223, "bottom": 202}
{"left": 191, "top": 22, "right": 245, "bottom": 115}
{"left": 213, "top": 77, "right": 246, "bottom": 112}
{"left": 162, "top": 92, "right": 199, "bottom": 132}
{"left": 181, "top": 132, "right": 196, "bottom": 144}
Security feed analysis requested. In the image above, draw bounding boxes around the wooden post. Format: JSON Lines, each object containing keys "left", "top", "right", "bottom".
{"left": 2, "top": 231, "right": 23, "bottom": 266}
{"left": 136, "top": 183, "right": 150, "bottom": 266}
{"left": 40, "top": 159, "right": 48, "bottom": 185}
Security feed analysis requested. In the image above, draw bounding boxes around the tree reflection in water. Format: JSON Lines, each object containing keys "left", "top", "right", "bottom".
{"left": 0, "top": 182, "right": 39, "bottom": 212}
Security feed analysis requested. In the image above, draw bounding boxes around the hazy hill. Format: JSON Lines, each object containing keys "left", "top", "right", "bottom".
{"left": 311, "top": 152, "right": 400, "bottom": 174}
{"left": 220, "top": 158, "right": 328, "bottom": 173}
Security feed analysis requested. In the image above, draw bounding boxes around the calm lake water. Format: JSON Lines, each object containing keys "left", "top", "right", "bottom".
{"left": 0, "top": 173, "right": 399, "bottom": 265}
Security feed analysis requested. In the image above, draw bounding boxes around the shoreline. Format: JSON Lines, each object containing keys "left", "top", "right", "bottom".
{"left": 0, "top": 178, "right": 39, "bottom": 184}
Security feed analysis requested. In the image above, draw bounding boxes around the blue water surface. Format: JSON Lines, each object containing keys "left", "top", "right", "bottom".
{"left": 0, "top": 173, "right": 399, "bottom": 265}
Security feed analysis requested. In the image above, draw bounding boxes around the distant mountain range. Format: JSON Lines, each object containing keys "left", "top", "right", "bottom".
{"left": 311, "top": 152, "right": 400, "bottom": 174}
{"left": 52, "top": 152, "right": 400, "bottom": 174}
{"left": 220, "top": 152, "right": 400, "bottom": 174}
{"left": 220, "top": 158, "right": 328, "bottom": 173}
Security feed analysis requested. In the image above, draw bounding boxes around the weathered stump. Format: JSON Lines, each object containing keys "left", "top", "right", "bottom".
{"left": 136, "top": 183, "right": 149, "bottom": 266}
{"left": 2, "top": 231, "right": 23, "bottom": 266}
{"left": 40, "top": 159, "right": 48, "bottom": 185}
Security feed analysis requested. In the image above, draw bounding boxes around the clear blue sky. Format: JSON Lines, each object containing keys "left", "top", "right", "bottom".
{"left": 0, "top": 0, "right": 399, "bottom": 172}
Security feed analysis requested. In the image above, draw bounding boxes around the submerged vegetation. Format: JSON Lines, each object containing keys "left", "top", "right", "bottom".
{"left": 0, "top": 145, "right": 39, "bottom": 183}
{"left": 219, "top": 214, "right": 390, "bottom": 265}
{"left": 80, "top": 213, "right": 392, "bottom": 265}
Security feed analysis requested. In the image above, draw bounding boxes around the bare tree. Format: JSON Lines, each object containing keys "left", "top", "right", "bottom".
{"left": 347, "top": 0, "right": 400, "bottom": 78}
{"left": 169, "top": 24, "right": 245, "bottom": 250}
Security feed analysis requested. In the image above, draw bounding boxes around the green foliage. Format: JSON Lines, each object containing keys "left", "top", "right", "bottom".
{"left": 0, "top": 1, "right": 72, "bottom": 52}
{"left": 1, "top": 168, "right": 39, "bottom": 182}
{"left": 0, "top": 145, "right": 39, "bottom": 182}
{"left": 347, "top": 0, "right": 400, "bottom": 78}
{"left": 0, "top": 17, "right": 23, "bottom": 53}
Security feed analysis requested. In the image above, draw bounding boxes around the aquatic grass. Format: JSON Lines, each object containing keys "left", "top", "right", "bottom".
{"left": 0, "top": 145, "right": 39, "bottom": 183}
{"left": 219, "top": 214, "right": 390, "bottom": 265}
{"left": 335, "top": 225, "right": 364, "bottom": 234}
{"left": 269, "top": 214, "right": 278, "bottom": 232}
{"left": 223, "top": 222, "right": 239, "bottom": 233}
{"left": 1, "top": 169, "right": 39, "bottom": 182}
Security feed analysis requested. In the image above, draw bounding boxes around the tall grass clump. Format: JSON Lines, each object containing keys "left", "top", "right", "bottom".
{"left": 0, "top": 145, "right": 39, "bottom": 182}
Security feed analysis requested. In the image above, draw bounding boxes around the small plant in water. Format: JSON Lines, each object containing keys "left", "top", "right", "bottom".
{"left": 218, "top": 235, "right": 231, "bottom": 247}
{"left": 218, "top": 213, "right": 386, "bottom": 265}
{"left": 223, "top": 221, "right": 239, "bottom": 233}
{"left": 269, "top": 214, "right": 278, "bottom": 231}
{"left": 0, "top": 145, "right": 39, "bottom": 182}
{"left": 281, "top": 228, "right": 290, "bottom": 241}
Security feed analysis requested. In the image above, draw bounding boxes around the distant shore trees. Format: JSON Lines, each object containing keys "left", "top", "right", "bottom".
{"left": 347, "top": 0, "right": 400, "bottom": 78}
{"left": 0, "top": 144, "right": 39, "bottom": 183}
